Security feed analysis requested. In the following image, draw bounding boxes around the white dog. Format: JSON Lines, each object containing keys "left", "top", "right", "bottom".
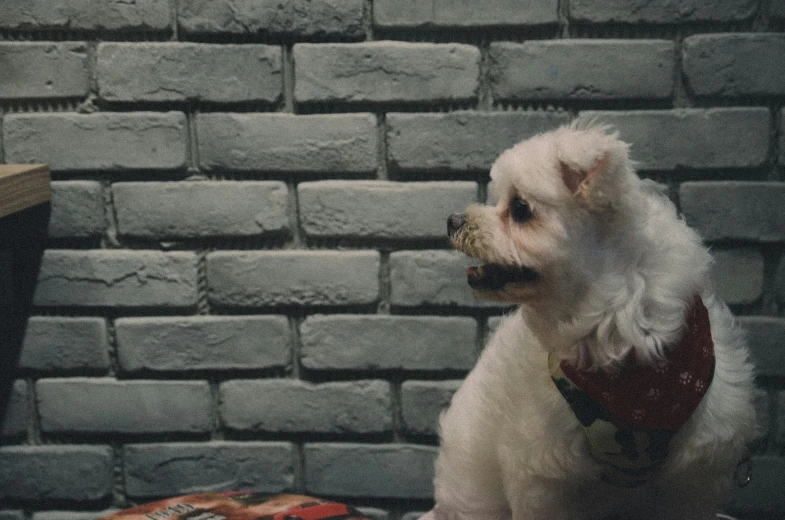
{"left": 433, "top": 122, "right": 756, "bottom": 520}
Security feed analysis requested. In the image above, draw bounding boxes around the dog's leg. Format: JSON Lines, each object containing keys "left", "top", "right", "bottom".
{"left": 433, "top": 445, "right": 511, "bottom": 520}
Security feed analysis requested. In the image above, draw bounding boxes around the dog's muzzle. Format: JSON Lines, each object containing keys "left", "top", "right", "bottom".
{"left": 447, "top": 213, "right": 537, "bottom": 290}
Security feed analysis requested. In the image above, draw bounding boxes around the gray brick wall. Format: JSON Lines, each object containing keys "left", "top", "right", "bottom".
{"left": 1, "top": 1, "right": 783, "bottom": 519}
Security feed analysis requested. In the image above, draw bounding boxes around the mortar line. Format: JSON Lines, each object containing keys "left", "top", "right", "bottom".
{"left": 477, "top": 39, "right": 494, "bottom": 111}
{"left": 377, "top": 113, "right": 389, "bottom": 180}
{"left": 282, "top": 44, "right": 296, "bottom": 113}
{"left": 185, "top": 109, "right": 200, "bottom": 173}
{"left": 289, "top": 315, "right": 303, "bottom": 380}
{"left": 378, "top": 250, "right": 391, "bottom": 315}
{"left": 364, "top": 0, "right": 375, "bottom": 41}
{"left": 390, "top": 381, "right": 405, "bottom": 443}
{"left": 102, "top": 181, "right": 122, "bottom": 250}
{"left": 293, "top": 441, "right": 306, "bottom": 493}
{"left": 476, "top": 315, "right": 489, "bottom": 358}
{"left": 287, "top": 180, "right": 304, "bottom": 248}
{"left": 196, "top": 248, "right": 211, "bottom": 315}
{"left": 25, "top": 377, "right": 40, "bottom": 444}
{"left": 557, "top": 0, "right": 570, "bottom": 38}
{"left": 106, "top": 316, "right": 120, "bottom": 378}
{"left": 672, "top": 37, "right": 692, "bottom": 109}
{"left": 87, "top": 41, "right": 99, "bottom": 96}
{"left": 209, "top": 376, "right": 225, "bottom": 441}
{"left": 477, "top": 175, "right": 488, "bottom": 204}
{"left": 113, "top": 442, "right": 129, "bottom": 509}
{"left": 169, "top": 0, "right": 180, "bottom": 41}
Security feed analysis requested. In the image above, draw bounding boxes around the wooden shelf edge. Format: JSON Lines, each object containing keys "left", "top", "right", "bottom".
{"left": 0, "top": 164, "right": 51, "bottom": 219}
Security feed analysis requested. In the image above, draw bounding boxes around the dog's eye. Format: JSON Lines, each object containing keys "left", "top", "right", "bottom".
{"left": 510, "top": 198, "right": 533, "bottom": 223}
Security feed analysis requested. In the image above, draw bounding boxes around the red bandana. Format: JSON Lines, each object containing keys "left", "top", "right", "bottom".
{"left": 559, "top": 296, "right": 715, "bottom": 431}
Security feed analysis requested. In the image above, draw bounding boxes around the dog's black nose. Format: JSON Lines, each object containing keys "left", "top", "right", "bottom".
{"left": 447, "top": 213, "right": 466, "bottom": 237}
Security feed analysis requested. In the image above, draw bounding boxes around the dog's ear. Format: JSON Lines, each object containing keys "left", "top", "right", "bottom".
{"left": 556, "top": 127, "right": 630, "bottom": 210}
{"left": 559, "top": 154, "right": 609, "bottom": 197}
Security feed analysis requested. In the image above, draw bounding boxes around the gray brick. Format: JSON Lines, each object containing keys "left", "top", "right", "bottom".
{"left": 98, "top": 43, "right": 282, "bottom": 104}
{"left": 738, "top": 317, "right": 785, "bottom": 378}
{"left": 680, "top": 182, "right": 785, "bottom": 242}
{"left": 34, "top": 250, "right": 198, "bottom": 309}
{"left": 683, "top": 34, "right": 785, "bottom": 97}
{"left": 20, "top": 317, "right": 109, "bottom": 373}
{"left": 124, "top": 442, "right": 294, "bottom": 498}
{"left": 49, "top": 181, "right": 105, "bottom": 239}
{"left": 0, "top": 445, "right": 113, "bottom": 501}
{"left": 0, "top": 512, "right": 24, "bottom": 520}
{"left": 37, "top": 378, "right": 212, "bottom": 434}
{"left": 304, "top": 443, "right": 436, "bottom": 498}
{"left": 1, "top": 381, "right": 28, "bottom": 438}
{"left": 490, "top": 40, "right": 674, "bottom": 102}
{"left": 711, "top": 249, "right": 763, "bottom": 306}
{"left": 220, "top": 379, "right": 392, "bottom": 434}
{"left": 33, "top": 511, "right": 119, "bottom": 520}
{"left": 294, "top": 42, "right": 480, "bottom": 105}
{"left": 178, "top": 0, "right": 364, "bottom": 40}
{"left": 299, "top": 315, "right": 477, "bottom": 371}
{"left": 299, "top": 181, "right": 477, "bottom": 240}
{"left": 0, "top": 42, "right": 89, "bottom": 100}
{"left": 387, "top": 111, "right": 570, "bottom": 173}
{"left": 3, "top": 112, "right": 188, "bottom": 172}
{"left": 115, "top": 316, "right": 291, "bottom": 373}
{"left": 580, "top": 109, "right": 770, "bottom": 170}
{"left": 374, "top": 0, "right": 557, "bottom": 27}
{"left": 113, "top": 181, "right": 289, "bottom": 239}
{"left": 207, "top": 250, "right": 380, "bottom": 308}
{"left": 725, "top": 456, "right": 785, "bottom": 515}
{"left": 0, "top": 0, "right": 170, "bottom": 31}
{"left": 570, "top": 0, "right": 757, "bottom": 23}
{"left": 401, "top": 380, "right": 461, "bottom": 436}
{"left": 389, "top": 250, "right": 505, "bottom": 308}
{"left": 198, "top": 113, "right": 377, "bottom": 174}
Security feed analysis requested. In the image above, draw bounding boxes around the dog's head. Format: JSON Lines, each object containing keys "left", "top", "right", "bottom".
{"left": 448, "top": 122, "right": 639, "bottom": 307}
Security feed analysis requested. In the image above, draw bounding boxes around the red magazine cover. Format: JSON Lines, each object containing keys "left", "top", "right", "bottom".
{"left": 99, "top": 492, "right": 372, "bottom": 520}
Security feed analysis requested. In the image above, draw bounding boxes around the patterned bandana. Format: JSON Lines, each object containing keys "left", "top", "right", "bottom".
{"left": 549, "top": 296, "right": 715, "bottom": 487}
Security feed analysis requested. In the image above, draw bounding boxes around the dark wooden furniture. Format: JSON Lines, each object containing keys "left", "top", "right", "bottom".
{"left": 0, "top": 164, "right": 51, "bottom": 428}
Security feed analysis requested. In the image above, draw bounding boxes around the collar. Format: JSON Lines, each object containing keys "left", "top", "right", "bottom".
{"left": 549, "top": 295, "right": 715, "bottom": 485}
{"left": 553, "top": 295, "right": 714, "bottom": 431}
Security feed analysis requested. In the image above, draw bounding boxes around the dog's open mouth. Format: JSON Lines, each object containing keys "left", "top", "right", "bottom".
{"left": 466, "top": 263, "right": 538, "bottom": 291}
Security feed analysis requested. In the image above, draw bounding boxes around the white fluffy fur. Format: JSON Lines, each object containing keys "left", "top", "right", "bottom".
{"left": 434, "top": 123, "right": 756, "bottom": 520}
